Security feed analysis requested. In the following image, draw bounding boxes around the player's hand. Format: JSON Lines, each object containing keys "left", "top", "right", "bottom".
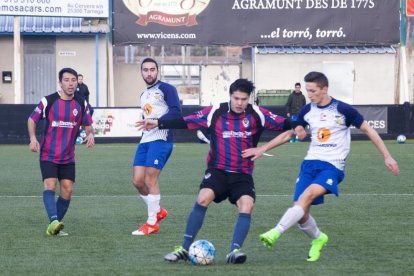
{"left": 242, "top": 146, "right": 266, "bottom": 161}
{"left": 385, "top": 156, "right": 399, "bottom": 176}
{"left": 136, "top": 119, "right": 158, "bottom": 131}
{"left": 294, "top": 126, "right": 307, "bottom": 140}
{"left": 84, "top": 133, "right": 95, "bottom": 148}
{"left": 29, "top": 139, "right": 40, "bottom": 152}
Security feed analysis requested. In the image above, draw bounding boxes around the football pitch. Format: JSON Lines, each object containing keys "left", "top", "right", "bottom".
{"left": 0, "top": 141, "right": 413, "bottom": 275}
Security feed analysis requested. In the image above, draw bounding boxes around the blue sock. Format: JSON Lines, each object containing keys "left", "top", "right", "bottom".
{"left": 182, "top": 202, "right": 207, "bottom": 250}
{"left": 229, "top": 213, "right": 251, "bottom": 253}
{"left": 43, "top": 190, "right": 58, "bottom": 222}
{"left": 56, "top": 196, "right": 71, "bottom": 221}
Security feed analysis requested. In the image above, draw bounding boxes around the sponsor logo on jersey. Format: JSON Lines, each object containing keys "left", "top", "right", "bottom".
{"left": 204, "top": 172, "right": 211, "bottom": 179}
{"left": 223, "top": 130, "right": 252, "bottom": 138}
{"left": 316, "top": 127, "right": 331, "bottom": 142}
{"left": 144, "top": 103, "right": 153, "bottom": 116}
{"left": 51, "top": 121, "right": 78, "bottom": 128}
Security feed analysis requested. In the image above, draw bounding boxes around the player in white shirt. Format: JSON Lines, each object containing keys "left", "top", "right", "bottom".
{"left": 131, "top": 58, "right": 182, "bottom": 236}
{"left": 242, "top": 71, "right": 399, "bottom": 262}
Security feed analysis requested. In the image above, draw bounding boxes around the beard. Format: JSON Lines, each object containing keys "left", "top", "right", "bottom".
{"left": 144, "top": 77, "right": 157, "bottom": 86}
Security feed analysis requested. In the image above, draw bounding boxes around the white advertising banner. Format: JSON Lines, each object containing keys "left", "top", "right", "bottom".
{"left": 0, "top": 0, "right": 108, "bottom": 18}
{"left": 92, "top": 108, "right": 143, "bottom": 138}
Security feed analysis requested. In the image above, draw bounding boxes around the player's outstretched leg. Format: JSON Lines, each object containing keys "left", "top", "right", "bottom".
{"left": 307, "top": 232, "right": 328, "bottom": 262}
{"left": 225, "top": 249, "right": 247, "bottom": 264}
{"left": 164, "top": 246, "right": 188, "bottom": 262}
{"left": 259, "top": 228, "right": 281, "bottom": 248}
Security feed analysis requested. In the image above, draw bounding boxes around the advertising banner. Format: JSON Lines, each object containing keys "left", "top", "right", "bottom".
{"left": 408, "top": 0, "right": 414, "bottom": 16}
{"left": 351, "top": 106, "right": 387, "bottom": 134}
{"left": 114, "top": 0, "right": 399, "bottom": 46}
{"left": 0, "top": 0, "right": 108, "bottom": 18}
{"left": 92, "top": 108, "right": 142, "bottom": 137}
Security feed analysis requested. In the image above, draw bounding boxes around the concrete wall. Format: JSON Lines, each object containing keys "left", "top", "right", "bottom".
{"left": 113, "top": 63, "right": 144, "bottom": 107}
{"left": 254, "top": 52, "right": 397, "bottom": 105}
{"left": 0, "top": 37, "right": 15, "bottom": 103}
{"left": 0, "top": 35, "right": 108, "bottom": 106}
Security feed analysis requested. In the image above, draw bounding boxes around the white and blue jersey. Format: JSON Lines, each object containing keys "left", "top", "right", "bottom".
{"left": 140, "top": 80, "right": 182, "bottom": 143}
{"left": 295, "top": 98, "right": 364, "bottom": 171}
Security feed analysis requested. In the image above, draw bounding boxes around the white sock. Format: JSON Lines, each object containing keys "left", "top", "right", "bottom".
{"left": 298, "top": 215, "right": 321, "bottom": 239}
{"left": 140, "top": 194, "right": 148, "bottom": 205}
{"left": 275, "top": 205, "right": 305, "bottom": 234}
{"left": 146, "top": 194, "right": 160, "bottom": 225}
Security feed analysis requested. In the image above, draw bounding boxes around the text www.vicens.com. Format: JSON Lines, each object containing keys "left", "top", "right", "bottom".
{"left": 136, "top": 33, "right": 197, "bottom": 40}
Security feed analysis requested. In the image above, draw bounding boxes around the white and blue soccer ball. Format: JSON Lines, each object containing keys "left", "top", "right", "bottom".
{"left": 188, "top": 240, "right": 216, "bottom": 265}
{"left": 397, "top": 134, "right": 406, "bottom": 144}
{"left": 75, "top": 136, "right": 83, "bottom": 145}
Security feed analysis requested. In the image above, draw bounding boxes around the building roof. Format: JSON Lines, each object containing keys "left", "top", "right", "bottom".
{"left": 0, "top": 16, "right": 108, "bottom": 34}
{"left": 256, "top": 45, "right": 396, "bottom": 54}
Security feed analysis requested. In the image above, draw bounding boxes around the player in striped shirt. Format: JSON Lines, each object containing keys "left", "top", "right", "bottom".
{"left": 138, "top": 78, "right": 292, "bottom": 264}
{"left": 28, "top": 67, "right": 94, "bottom": 236}
{"left": 131, "top": 58, "right": 182, "bottom": 236}
{"left": 243, "top": 71, "right": 399, "bottom": 262}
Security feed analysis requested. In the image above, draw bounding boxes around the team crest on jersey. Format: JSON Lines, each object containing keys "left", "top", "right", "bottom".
{"left": 242, "top": 118, "right": 249, "bottom": 128}
{"left": 335, "top": 115, "right": 344, "bottom": 125}
{"left": 316, "top": 127, "right": 331, "bottom": 142}
{"left": 204, "top": 172, "right": 211, "bottom": 179}
{"left": 73, "top": 109, "right": 78, "bottom": 116}
{"left": 154, "top": 92, "right": 162, "bottom": 100}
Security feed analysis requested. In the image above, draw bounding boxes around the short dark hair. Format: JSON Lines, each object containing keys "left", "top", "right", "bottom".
{"left": 295, "top": 82, "right": 301, "bottom": 87}
{"left": 141, "top": 57, "right": 159, "bottom": 70}
{"left": 59, "top": 68, "right": 78, "bottom": 82}
{"left": 78, "top": 74, "right": 83, "bottom": 78}
{"left": 304, "top": 71, "right": 329, "bottom": 88}
{"left": 229, "top": 79, "right": 255, "bottom": 96}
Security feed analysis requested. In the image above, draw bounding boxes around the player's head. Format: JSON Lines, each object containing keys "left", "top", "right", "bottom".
{"left": 229, "top": 79, "right": 255, "bottom": 114}
{"left": 141, "top": 57, "right": 159, "bottom": 86}
{"left": 58, "top": 68, "right": 78, "bottom": 97}
{"left": 304, "top": 71, "right": 329, "bottom": 105}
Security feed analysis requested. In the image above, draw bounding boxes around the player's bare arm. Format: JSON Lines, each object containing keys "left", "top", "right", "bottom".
{"left": 294, "top": 125, "right": 307, "bottom": 140}
{"left": 359, "top": 121, "right": 400, "bottom": 176}
{"left": 27, "top": 118, "right": 40, "bottom": 152}
{"left": 83, "top": 125, "right": 95, "bottom": 148}
{"left": 242, "top": 130, "right": 293, "bottom": 161}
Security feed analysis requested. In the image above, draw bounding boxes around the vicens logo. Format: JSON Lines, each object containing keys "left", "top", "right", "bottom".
{"left": 123, "top": 0, "right": 210, "bottom": 26}
{"left": 223, "top": 130, "right": 252, "bottom": 139}
{"left": 316, "top": 127, "right": 331, "bottom": 142}
{"left": 51, "top": 121, "right": 77, "bottom": 128}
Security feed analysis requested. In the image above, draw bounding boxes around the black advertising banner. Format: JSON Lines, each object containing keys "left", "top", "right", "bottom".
{"left": 113, "top": 0, "right": 399, "bottom": 46}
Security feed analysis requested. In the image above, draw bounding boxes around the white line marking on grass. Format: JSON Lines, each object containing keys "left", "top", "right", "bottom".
{"left": 1, "top": 193, "right": 413, "bottom": 198}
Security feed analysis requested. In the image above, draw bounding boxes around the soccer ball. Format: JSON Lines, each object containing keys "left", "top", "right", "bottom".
{"left": 397, "top": 134, "right": 406, "bottom": 144}
{"left": 188, "top": 240, "right": 216, "bottom": 265}
{"left": 75, "top": 136, "right": 83, "bottom": 144}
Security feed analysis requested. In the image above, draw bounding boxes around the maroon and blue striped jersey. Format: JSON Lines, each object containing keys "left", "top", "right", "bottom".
{"left": 184, "top": 102, "right": 289, "bottom": 175}
{"left": 29, "top": 92, "right": 93, "bottom": 164}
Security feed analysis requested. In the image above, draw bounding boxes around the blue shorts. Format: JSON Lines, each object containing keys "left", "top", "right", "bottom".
{"left": 133, "top": 140, "right": 173, "bottom": 170}
{"left": 293, "top": 160, "right": 345, "bottom": 205}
